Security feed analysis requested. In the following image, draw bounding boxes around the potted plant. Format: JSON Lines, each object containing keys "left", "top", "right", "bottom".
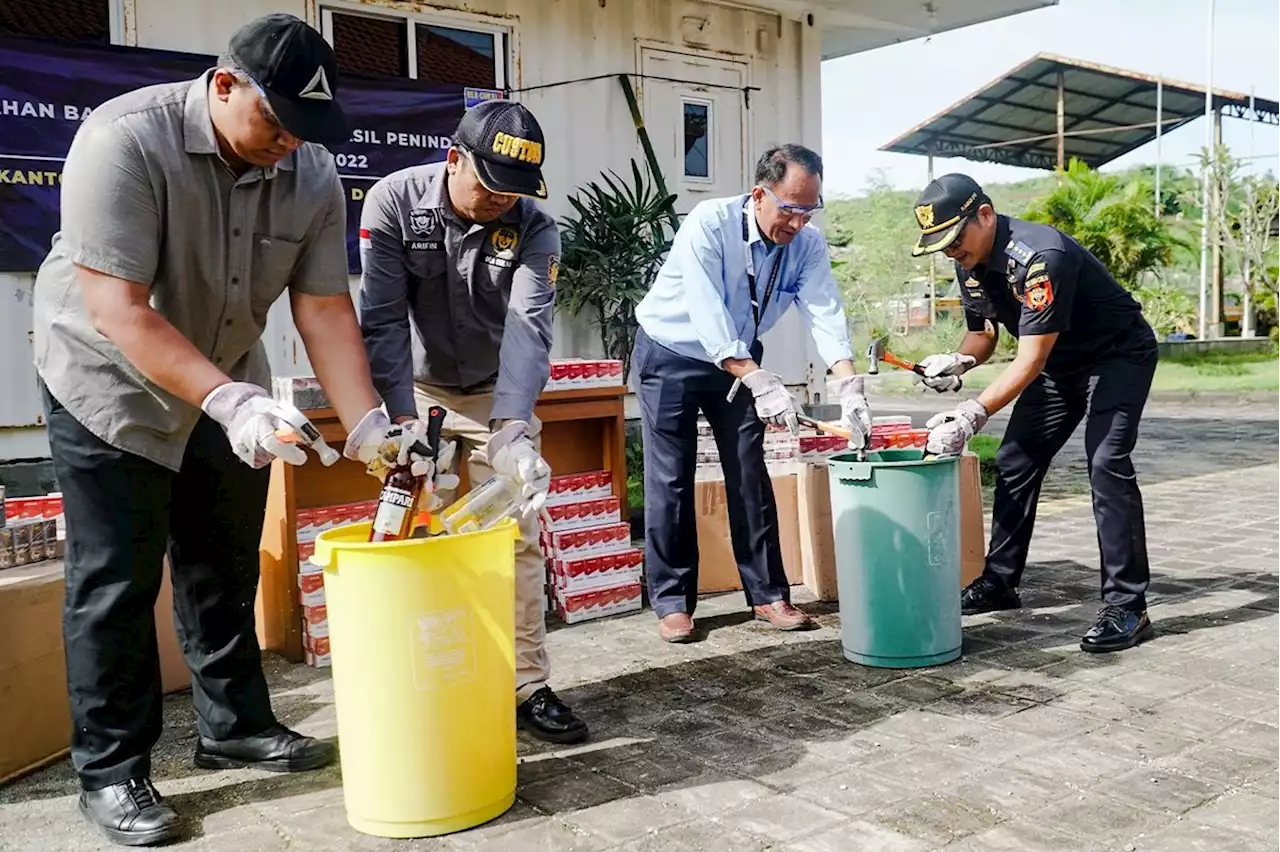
{"left": 555, "top": 159, "right": 677, "bottom": 383}
{"left": 556, "top": 159, "right": 676, "bottom": 533}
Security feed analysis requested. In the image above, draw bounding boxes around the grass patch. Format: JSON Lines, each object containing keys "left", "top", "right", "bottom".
{"left": 1151, "top": 350, "right": 1277, "bottom": 393}
{"left": 967, "top": 434, "right": 1001, "bottom": 488}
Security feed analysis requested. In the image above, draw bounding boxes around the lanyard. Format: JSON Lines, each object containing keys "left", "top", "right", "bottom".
{"left": 742, "top": 203, "right": 785, "bottom": 343}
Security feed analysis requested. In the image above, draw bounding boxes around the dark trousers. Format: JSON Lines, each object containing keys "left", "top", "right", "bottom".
{"left": 984, "top": 350, "right": 1157, "bottom": 610}
{"left": 633, "top": 329, "right": 791, "bottom": 618}
{"left": 42, "top": 384, "right": 276, "bottom": 790}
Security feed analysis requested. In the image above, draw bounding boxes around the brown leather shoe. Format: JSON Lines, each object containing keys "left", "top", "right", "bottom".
{"left": 658, "top": 613, "right": 696, "bottom": 643}
{"left": 752, "top": 601, "right": 813, "bottom": 631}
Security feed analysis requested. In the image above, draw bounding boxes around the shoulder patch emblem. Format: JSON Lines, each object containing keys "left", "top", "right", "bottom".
{"left": 914, "top": 204, "right": 935, "bottom": 229}
{"left": 548, "top": 255, "right": 559, "bottom": 286}
{"left": 1028, "top": 260, "right": 1047, "bottom": 275}
{"left": 1026, "top": 278, "right": 1053, "bottom": 311}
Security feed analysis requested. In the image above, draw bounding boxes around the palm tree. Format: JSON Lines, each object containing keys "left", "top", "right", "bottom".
{"left": 1022, "top": 158, "right": 1185, "bottom": 290}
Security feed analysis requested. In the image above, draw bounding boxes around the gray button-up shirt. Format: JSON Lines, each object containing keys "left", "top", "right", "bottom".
{"left": 33, "top": 73, "right": 350, "bottom": 471}
{"left": 358, "top": 161, "right": 558, "bottom": 425}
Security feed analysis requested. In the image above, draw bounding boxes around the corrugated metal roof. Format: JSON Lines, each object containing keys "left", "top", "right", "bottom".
{"left": 879, "top": 53, "right": 1280, "bottom": 170}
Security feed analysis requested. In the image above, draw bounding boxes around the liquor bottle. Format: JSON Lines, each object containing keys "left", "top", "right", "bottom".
{"left": 368, "top": 405, "right": 447, "bottom": 542}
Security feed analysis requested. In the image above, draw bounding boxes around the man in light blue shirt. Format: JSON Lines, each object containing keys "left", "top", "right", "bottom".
{"left": 634, "top": 144, "right": 871, "bottom": 643}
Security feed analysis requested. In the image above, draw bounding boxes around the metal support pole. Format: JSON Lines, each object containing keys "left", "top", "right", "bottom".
{"left": 1197, "top": 0, "right": 1215, "bottom": 340}
{"left": 1055, "top": 69, "right": 1065, "bottom": 173}
{"left": 1243, "top": 87, "right": 1255, "bottom": 338}
{"left": 927, "top": 152, "right": 936, "bottom": 328}
{"left": 1211, "top": 107, "right": 1224, "bottom": 336}
{"left": 1155, "top": 76, "right": 1163, "bottom": 216}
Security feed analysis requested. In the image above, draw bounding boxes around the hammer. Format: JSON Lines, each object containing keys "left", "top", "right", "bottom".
{"left": 866, "top": 336, "right": 963, "bottom": 390}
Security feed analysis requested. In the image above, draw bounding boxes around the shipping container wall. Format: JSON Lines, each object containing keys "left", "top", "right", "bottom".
{"left": 0, "top": 0, "right": 832, "bottom": 460}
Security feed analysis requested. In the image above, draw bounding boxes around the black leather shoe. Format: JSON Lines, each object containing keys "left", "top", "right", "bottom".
{"left": 961, "top": 576, "right": 1022, "bottom": 615}
{"left": 517, "top": 687, "right": 589, "bottom": 745}
{"left": 79, "top": 778, "right": 180, "bottom": 847}
{"left": 194, "top": 723, "right": 334, "bottom": 773}
{"left": 1081, "top": 605, "right": 1154, "bottom": 653}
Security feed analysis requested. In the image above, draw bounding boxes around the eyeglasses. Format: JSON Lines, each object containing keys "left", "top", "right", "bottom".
{"left": 942, "top": 216, "right": 975, "bottom": 255}
{"left": 759, "top": 185, "right": 823, "bottom": 219}
{"left": 455, "top": 146, "right": 517, "bottom": 200}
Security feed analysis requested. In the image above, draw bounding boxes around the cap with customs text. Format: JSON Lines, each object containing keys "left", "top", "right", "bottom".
{"left": 911, "top": 173, "right": 990, "bottom": 257}
{"left": 454, "top": 100, "right": 548, "bottom": 200}
{"left": 226, "top": 13, "right": 349, "bottom": 146}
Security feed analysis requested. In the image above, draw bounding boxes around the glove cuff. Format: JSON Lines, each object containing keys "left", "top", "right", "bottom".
{"left": 832, "top": 375, "right": 865, "bottom": 397}
{"left": 201, "top": 382, "right": 260, "bottom": 426}
{"left": 958, "top": 398, "right": 989, "bottom": 429}
{"left": 343, "top": 407, "right": 391, "bottom": 462}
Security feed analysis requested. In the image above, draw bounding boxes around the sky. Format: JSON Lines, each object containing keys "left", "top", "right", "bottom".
{"left": 819, "top": 0, "right": 1280, "bottom": 197}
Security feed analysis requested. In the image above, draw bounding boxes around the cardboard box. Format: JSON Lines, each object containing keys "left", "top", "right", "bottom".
{"left": 0, "top": 561, "right": 73, "bottom": 784}
{"left": 796, "top": 463, "right": 839, "bottom": 601}
{"left": 958, "top": 453, "right": 987, "bottom": 587}
{"left": 694, "top": 473, "right": 803, "bottom": 594}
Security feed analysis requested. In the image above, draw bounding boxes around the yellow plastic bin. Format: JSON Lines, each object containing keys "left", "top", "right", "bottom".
{"left": 313, "top": 519, "right": 519, "bottom": 839}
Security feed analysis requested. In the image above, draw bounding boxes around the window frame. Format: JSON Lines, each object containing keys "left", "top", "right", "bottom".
{"left": 0, "top": 0, "right": 128, "bottom": 45}
{"left": 680, "top": 95, "right": 715, "bottom": 185}
{"left": 318, "top": 0, "right": 509, "bottom": 89}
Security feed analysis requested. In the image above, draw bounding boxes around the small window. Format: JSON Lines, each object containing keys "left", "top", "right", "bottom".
{"left": 416, "top": 24, "right": 496, "bottom": 88}
{"left": 322, "top": 7, "right": 506, "bottom": 88}
{"left": 330, "top": 11, "right": 410, "bottom": 79}
{"left": 0, "top": 0, "right": 111, "bottom": 44}
{"left": 683, "top": 100, "right": 711, "bottom": 181}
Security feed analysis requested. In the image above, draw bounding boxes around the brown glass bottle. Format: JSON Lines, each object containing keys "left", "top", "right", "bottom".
{"left": 368, "top": 405, "right": 447, "bottom": 543}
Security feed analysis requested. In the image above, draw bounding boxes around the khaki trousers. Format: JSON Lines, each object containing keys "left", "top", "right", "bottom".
{"left": 412, "top": 382, "right": 550, "bottom": 703}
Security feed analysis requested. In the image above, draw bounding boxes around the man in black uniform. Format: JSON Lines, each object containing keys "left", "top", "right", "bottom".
{"left": 909, "top": 174, "right": 1158, "bottom": 653}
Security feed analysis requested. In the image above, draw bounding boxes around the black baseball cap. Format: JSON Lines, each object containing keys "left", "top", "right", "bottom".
{"left": 226, "top": 13, "right": 350, "bottom": 146}
{"left": 454, "top": 100, "right": 548, "bottom": 199}
{"left": 911, "top": 173, "right": 991, "bottom": 257}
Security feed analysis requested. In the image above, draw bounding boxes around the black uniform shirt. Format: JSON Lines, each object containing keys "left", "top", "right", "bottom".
{"left": 957, "top": 215, "right": 1155, "bottom": 374}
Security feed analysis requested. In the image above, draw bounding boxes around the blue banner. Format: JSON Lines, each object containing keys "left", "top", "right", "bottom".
{"left": 0, "top": 34, "right": 464, "bottom": 273}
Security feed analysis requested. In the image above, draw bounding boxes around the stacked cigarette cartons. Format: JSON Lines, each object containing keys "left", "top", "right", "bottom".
{"left": 539, "top": 471, "right": 642, "bottom": 623}
{"left": 544, "top": 359, "right": 625, "bottom": 391}
{"left": 869, "top": 416, "right": 929, "bottom": 451}
{"left": 271, "top": 375, "right": 331, "bottom": 411}
{"left": 0, "top": 494, "right": 64, "bottom": 571}
{"left": 694, "top": 419, "right": 852, "bottom": 475}
{"left": 295, "top": 500, "right": 378, "bottom": 667}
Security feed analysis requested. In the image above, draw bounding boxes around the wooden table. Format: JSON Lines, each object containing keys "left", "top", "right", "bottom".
{"left": 255, "top": 384, "right": 630, "bottom": 662}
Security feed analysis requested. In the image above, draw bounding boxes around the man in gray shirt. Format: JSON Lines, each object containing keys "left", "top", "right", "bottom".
{"left": 33, "top": 15, "right": 439, "bottom": 846}
{"left": 359, "top": 100, "right": 588, "bottom": 744}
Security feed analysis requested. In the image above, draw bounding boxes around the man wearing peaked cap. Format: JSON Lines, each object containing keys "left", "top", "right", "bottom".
{"left": 907, "top": 173, "right": 1160, "bottom": 654}
{"left": 31, "top": 13, "right": 438, "bottom": 846}
{"left": 359, "top": 99, "right": 590, "bottom": 745}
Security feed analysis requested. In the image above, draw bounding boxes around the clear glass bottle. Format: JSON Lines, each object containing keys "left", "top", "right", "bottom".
{"left": 439, "top": 474, "right": 524, "bottom": 535}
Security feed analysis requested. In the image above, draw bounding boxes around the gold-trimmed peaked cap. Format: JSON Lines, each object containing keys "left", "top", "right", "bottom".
{"left": 911, "top": 173, "right": 989, "bottom": 257}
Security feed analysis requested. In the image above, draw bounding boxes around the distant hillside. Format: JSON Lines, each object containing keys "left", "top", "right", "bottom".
{"left": 821, "top": 164, "right": 1209, "bottom": 294}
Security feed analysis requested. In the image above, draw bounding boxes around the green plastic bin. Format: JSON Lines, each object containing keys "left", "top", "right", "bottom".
{"left": 826, "top": 449, "right": 962, "bottom": 668}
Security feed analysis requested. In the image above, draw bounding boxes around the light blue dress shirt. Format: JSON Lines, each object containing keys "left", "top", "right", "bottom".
{"left": 635, "top": 194, "right": 854, "bottom": 369}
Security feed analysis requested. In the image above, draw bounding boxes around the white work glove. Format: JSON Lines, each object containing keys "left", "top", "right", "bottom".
{"left": 344, "top": 410, "right": 461, "bottom": 507}
{"left": 832, "top": 375, "right": 872, "bottom": 452}
{"left": 740, "top": 369, "right": 799, "bottom": 434}
{"left": 925, "top": 399, "right": 989, "bottom": 456}
{"left": 915, "top": 353, "right": 977, "bottom": 394}
{"left": 202, "top": 382, "right": 308, "bottom": 469}
{"left": 486, "top": 420, "right": 552, "bottom": 516}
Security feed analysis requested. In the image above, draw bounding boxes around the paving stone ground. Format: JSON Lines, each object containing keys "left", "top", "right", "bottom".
{"left": 1, "top": 426, "right": 1276, "bottom": 850}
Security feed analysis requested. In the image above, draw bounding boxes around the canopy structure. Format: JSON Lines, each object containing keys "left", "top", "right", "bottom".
{"left": 881, "top": 52, "right": 1277, "bottom": 338}
{"left": 879, "top": 53, "right": 1278, "bottom": 170}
